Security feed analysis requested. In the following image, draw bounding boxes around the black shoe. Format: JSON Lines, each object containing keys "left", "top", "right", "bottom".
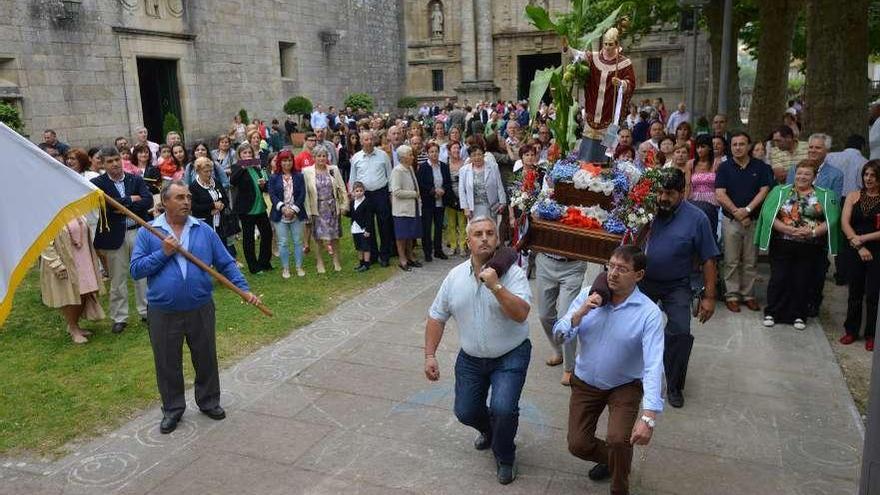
{"left": 588, "top": 463, "right": 610, "bottom": 481}
{"left": 111, "top": 322, "right": 127, "bottom": 334}
{"left": 474, "top": 432, "right": 491, "bottom": 450}
{"left": 378, "top": 259, "right": 390, "bottom": 267}
{"left": 424, "top": 255, "right": 433, "bottom": 262}
{"left": 159, "top": 415, "right": 179, "bottom": 434}
{"left": 435, "top": 252, "right": 449, "bottom": 260}
{"left": 398, "top": 263, "right": 412, "bottom": 272}
{"left": 261, "top": 263, "right": 273, "bottom": 272}
{"left": 354, "top": 263, "right": 369, "bottom": 272}
{"left": 408, "top": 260, "right": 423, "bottom": 268}
{"left": 496, "top": 462, "right": 516, "bottom": 485}
{"left": 668, "top": 389, "right": 684, "bottom": 408}
{"left": 200, "top": 406, "right": 226, "bottom": 420}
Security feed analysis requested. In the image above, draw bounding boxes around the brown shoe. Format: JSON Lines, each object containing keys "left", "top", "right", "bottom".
{"left": 725, "top": 300, "right": 741, "bottom": 312}
{"left": 545, "top": 355, "right": 563, "bottom": 367}
{"left": 744, "top": 299, "right": 761, "bottom": 311}
{"left": 561, "top": 371, "right": 572, "bottom": 386}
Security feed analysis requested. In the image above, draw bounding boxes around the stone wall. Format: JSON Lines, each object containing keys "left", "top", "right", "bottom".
{"left": 0, "top": 0, "right": 405, "bottom": 147}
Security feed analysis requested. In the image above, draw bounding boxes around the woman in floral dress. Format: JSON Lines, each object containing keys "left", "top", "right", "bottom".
{"left": 755, "top": 159, "right": 840, "bottom": 330}
{"left": 303, "top": 147, "right": 348, "bottom": 273}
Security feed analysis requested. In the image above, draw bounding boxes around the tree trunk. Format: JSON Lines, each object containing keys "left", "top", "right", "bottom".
{"left": 705, "top": 0, "right": 745, "bottom": 127}
{"left": 748, "top": 0, "right": 803, "bottom": 142}
{"left": 804, "top": 0, "right": 869, "bottom": 148}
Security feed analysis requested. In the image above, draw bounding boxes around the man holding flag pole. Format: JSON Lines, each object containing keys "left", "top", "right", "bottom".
{"left": 131, "top": 180, "right": 262, "bottom": 434}
{"left": 0, "top": 122, "right": 269, "bottom": 435}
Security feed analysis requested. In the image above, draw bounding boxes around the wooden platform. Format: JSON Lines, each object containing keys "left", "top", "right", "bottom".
{"left": 527, "top": 218, "right": 622, "bottom": 263}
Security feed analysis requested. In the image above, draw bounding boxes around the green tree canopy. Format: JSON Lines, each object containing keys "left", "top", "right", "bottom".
{"left": 344, "top": 93, "right": 374, "bottom": 113}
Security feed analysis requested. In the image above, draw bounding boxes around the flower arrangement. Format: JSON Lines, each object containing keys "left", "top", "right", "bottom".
{"left": 509, "top": 165, "right": 546, "bottom": 214}
{"left": 609, "top": 167, "right": 664, "bottom": 233}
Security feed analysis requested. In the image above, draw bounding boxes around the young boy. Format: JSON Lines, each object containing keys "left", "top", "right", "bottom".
{"left": 348, "top": 181, "right": 374, "bottom": 272}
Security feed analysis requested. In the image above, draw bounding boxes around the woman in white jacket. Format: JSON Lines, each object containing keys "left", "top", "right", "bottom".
{"left": 458, "top": 144, "right": 507, "bottom": 220}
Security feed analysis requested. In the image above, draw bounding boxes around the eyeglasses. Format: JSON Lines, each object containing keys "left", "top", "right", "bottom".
{"left": 605, "top": 263, "right": 634, "bottom": 275}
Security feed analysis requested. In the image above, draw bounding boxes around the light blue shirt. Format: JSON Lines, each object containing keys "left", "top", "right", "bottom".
{"left": 429, "top": 260, "right": 531, "bottom": 358}
{"left": 111, "top": 174, "right": 136, "bottom": 229}
{"left": 310, "top": 111, "right": 328, "bottom": 130}
{"left": 349, "top": 148, "right": 393, "bottom": 191}
{"left": 151, "top": 213, "right": 197, "bottom": 279}
{"left": 826, "top": 148, "right": 867, "bottom": 197}
{"left": 787, "top": 160, "right": 844, "bottom": 198}
{"left": 553, "top": 286, "right": 665, "bottom": 412}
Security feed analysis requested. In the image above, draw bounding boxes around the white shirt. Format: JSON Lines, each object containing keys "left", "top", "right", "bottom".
{"left": 429, "top": 260, "right": 531, "bottom": 358}
{"left": 870, "top": 118, "right": 880, "bottom": 160}
{"left": 665, "top": 110, "right": 690, "bottom": 135}
{"left": 351, "top": 197, "right": 366, "bottom": 234}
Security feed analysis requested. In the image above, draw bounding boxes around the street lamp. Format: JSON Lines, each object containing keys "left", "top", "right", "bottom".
{"left": 678, "top": 0, "right": 709, "bottom": 118}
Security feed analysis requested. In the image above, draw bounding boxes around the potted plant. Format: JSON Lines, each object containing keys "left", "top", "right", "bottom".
{"left": 283, "top": 96, "right": 312, "bottom": 147}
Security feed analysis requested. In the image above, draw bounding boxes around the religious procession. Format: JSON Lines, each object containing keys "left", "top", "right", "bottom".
{"left": 0, "top": 0, "right": 877, "bottom": 493}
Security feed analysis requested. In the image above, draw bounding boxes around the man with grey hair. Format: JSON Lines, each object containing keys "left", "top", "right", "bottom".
{"left": 424, "top": 215, "right": 532, "bottom": 485}
{"left": 350, "top": 130, "right": 394, "bottom": 266}
{"left": 388, "top": 125, "right": 404, "bottom": 166}
{"left": 314, "top": 126, "right": 338, "bottom": 166}
{"left": 132, "top": 180, "right": 260, "bottom": 434}
{"left": 134, "top": 125, "right": 160, "bottom": 162}
{"left": 91, "top": 146, "right": 154, "bottom": 333}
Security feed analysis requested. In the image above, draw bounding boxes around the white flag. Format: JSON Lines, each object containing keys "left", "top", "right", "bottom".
{"left": 0, "top": 123, "right": 104, "bottom": 326}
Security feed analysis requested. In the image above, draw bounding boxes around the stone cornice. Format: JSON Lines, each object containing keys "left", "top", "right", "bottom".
{"left": 111, "top": 26, "right": 197, "bottom": 41}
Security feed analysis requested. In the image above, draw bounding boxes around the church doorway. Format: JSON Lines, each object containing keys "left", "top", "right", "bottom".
{"left": 517, "top": 53, "right": 561, "bottom": 102}
{"left": 136, "top": 58, "right": 182, "bottom": 141}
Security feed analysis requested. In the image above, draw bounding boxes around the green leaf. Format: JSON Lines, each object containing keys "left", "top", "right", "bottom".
{"left": 566, "top": 101, "right": 580, "bottom": 149}
{"left": 528, "top": 67, "right": 559, "bottom": 127}
{"left": 578, "top": 5, "right": 624, "bottom": 50}
{"left": 525, "top": 5, "right": 557, "bottom": 32}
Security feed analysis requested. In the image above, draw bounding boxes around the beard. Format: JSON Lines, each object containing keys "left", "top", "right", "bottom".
{"left": 657, "top": 204, "right": 673, "bottom": 219}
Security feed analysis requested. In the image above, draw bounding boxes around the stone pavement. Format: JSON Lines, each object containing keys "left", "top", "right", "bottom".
{"left": 0, "top": 259, "right": 865, "bottom": 494}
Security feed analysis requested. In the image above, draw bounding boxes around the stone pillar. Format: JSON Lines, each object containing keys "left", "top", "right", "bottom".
{"left": 475, "top": 0, "right": 493, "bottom": 82}
{"left": 460, "top": 0, "right": 477, "bottom": 81}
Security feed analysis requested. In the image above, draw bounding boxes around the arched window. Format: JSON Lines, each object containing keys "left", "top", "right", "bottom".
{"left": 428, "top": 0, "right": 444, "bottom": 40}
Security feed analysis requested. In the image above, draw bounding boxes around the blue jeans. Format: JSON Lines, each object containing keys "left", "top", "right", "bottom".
{"left": 273, "top": 219, "right": 304, "bottom": 269}
{"left": 454, "top": 339, "right": 531, "bottom": 466}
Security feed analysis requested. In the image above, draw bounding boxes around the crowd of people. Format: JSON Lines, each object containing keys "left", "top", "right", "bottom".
{"left": 30, "top": 91, "right": 879, "bottom": 492}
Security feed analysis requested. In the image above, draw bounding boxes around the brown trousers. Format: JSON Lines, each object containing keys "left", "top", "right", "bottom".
{"left": 568, "top": 375, "right": 643, "bottom": 495}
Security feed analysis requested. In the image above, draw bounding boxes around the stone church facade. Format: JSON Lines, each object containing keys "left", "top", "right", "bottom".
{"left": 403, "top": 0, "right": 712, "bottom": 116}
{"left": 0, "top": 0, "right": 406, "bottom": 146}
{"left": 0, "top": 0, "right": 712, "bottom": 147}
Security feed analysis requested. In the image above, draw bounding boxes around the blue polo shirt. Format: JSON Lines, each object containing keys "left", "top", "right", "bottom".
{"left": 645, "top": 200, "right": 720, "bottom": 282}
{"left": 714, "top": 157, "right": 774, "bottom": 217}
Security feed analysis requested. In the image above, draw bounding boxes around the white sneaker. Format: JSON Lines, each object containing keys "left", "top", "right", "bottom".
{"left": 763, "top": 316, "right": 775, "bottom": 327}
{"left": 282, "top": 268, "right": 291, "bottom": 279}
{"left": 296, "top": 267, "right": 305, "bottom": 277}
{"left": 793, "top": 319, "right": 806, "bottom": 330}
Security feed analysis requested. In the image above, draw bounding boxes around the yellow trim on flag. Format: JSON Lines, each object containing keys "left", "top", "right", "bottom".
{"left": 0, "top": 190, "right": 106, "bottom": 327}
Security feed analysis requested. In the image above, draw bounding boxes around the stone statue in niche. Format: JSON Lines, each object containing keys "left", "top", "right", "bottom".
{"left": 430, "top": 2, "right": 444, "bottom": 39}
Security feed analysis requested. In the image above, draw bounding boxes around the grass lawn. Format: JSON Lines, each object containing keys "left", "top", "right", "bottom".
{"left": 0, "top": 220, "right": 395, "bottom": 456}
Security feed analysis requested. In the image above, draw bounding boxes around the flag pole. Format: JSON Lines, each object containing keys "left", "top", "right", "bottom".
{"left": 102, "top": 193, "right": 273, "bottom": 318}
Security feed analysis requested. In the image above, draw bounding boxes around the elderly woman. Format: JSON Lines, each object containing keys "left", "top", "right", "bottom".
{"left": 189, "top": 156, "right": 235, "bottom": 257}
{"left": 230, "top": 142, "right": 273, "bottom": 274}
{"left": 303, "top": 146, "right": 348, "bottom": 273}
{"left": 40, "top": 216, "right": 105, "bottom": 344}
{"left": 66, "top": 148, "right": 99, "bottom": 181}
{"left": 391, "top": 144, "right": 423, "bottom": 271}
{"left": 755, "top": 159, "right": 840, "bottom": 330}
{"left": 459, "top": 144, "right": 507, "bottom": 221}
{"left": 269, "top": 150, "right": 307, "bottom": 278}
{"left": 840, "top": 160, "right": 880, "bottom": 351}
{"left": 184, "top": 141, "right": 228, "bottom": 188}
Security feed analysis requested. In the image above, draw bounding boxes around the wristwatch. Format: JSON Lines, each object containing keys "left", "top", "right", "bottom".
{"left": 640, "top": 415, "right": 656, "bottom": 429}
{"left": 490, "top": 283, "right": 504, "bottom": 293}
{"left": 744, "top": 206, "right": 752, "bottom": 214}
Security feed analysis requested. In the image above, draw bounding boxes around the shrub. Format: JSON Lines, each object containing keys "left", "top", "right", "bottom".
{"left": 284, "top": 96, "right": 313, "bottom": 116}
{"left": 238, "top": 108, "right": 249, "bottom": 125}
{"left": 162, "top": 112, "right": 183, "bottom": 142}
{"left": 344, "top": 93, "right": 374, "bottom": 113}
{"left": 396, "top": 96, "right": 418, "bottom": 110}
{"left": 0, "top": 101, "right": 23, "bottom": 133}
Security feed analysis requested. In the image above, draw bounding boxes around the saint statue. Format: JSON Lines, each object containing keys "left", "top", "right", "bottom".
{"left": 563, "top": 27, "right": 636, "bottom": 162}
{"left": 431, "top": 3, "right": 444, "bottom": 39}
